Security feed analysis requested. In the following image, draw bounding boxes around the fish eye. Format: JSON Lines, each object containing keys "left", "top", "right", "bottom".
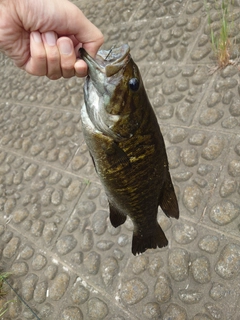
{"left": 128, "top": 78, "right": 139, "bottom": 91}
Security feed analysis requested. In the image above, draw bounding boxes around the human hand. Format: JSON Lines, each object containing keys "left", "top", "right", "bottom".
{"left": 0, "top": 0, "right": 104, "bottom": 79}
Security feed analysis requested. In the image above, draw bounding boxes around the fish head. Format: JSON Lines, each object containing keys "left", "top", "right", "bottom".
{"left": 80, "top": 44, "right": 146, "bottom": 140}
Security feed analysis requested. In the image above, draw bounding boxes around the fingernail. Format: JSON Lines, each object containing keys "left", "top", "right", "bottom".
{"left": 44, "top": 31, "right": 56, "bottom": 46}
{"left": 32, "top": 31, "right": 42, "bottom": 43}
{"left": 59, "top": 41, "right": 72, "bottom": 55}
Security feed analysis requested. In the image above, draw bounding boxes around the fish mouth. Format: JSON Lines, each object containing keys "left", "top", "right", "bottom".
{"left": 80, "top": 44, "right": 130, "bottom": 77}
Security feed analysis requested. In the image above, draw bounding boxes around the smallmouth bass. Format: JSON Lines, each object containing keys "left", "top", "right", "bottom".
{"left": 80, "top": 44, "right": 179, "bottom": 255}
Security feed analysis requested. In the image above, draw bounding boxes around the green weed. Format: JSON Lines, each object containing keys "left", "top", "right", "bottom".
{"left": 0, "top": 272, "right": 12, "bottom": 317}
{"left": 206, "top": 0, "right": 234, "bottom": 68}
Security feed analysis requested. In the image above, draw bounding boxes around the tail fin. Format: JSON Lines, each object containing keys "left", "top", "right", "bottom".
{"left": 159, "top": 176, "right": 179, "bottom": 219}
{"left": 132, "top": 223, "right": 168, "bottom": 255}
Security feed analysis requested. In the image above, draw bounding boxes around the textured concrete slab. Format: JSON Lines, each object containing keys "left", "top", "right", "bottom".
{"left": 1, "top": 0, "right": 240, "bottom": 319}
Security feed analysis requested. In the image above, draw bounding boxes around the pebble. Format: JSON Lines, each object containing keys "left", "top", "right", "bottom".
{"left": 204, "top": 303, "right": 223, "bottom": 319}
{"left": 49, "top": 272, "right": 70, "bottom": 300}
{"left": 132, "top": 255, "right": 149, "bottom": 274}
{"left": 199, "top": 109, "right": 224, "bottom": 126}
{"left": 178, "top": 289, "right": 203, "bottom": 304}
{"left": 77, "top": 200, "right": 96, "bottom": 216}
{"left": 154, "top": 273, "right": 172, "bottom": 302}
{"left": 215, "top": 243, "right": 240, "bottom": 279}
{"left": 168, "top": 248, "right": 189, "bottom": 281}
{"left": 181, "top": 148, "right": 198, "bottom": 167}
{"left": 219, "top": 178, "right": 237, "bottom": 197}
{"left": 176, "top": 101, "right": 192, "bottom": 122}
{"left": 229, "top": 99, "right": 240, "bottom": 116}
{"left": 61, "top": 307, "right": 83, "bottom": 320}
{"left": 92, "top": 210, "right": 108, "bottom": 235}
{"left": 96, "top": 240, "right": 114, "bottom": 251}
{"left": 210, "top": 282, "right": 226, "bottom": 301}
{"left": 11, "top": 261, "right": 29, "bottom": 276}
{"left": 101, "top": 256, "right": 119, "bottom": 287}
{"left": 163, "top": 303, "right": 187, "bottom": 320}
{"left": 88, "top": 298, "right": 109, "bottom": 319}
{"left": 44, "top": 264, "right": 58, "bottom": 280}
{"left": 20, "top": 244, "right": 34, "bottom": 260}
{"left": 148, "top": 256, "right": 164, "bottom": 277}
{"left": 56, "top": 235, "right": 77, "bottom": 255}
{"left": 120, "top": 278, "right": 148, "bottom": 305}
{"left": 22, "top": 273, "right": 38, "bottom": 301}
{"left": 191, "top": 47, "right": 211, "bottom": 61}
{"left": 183, "top": 185, "right": 203, "bottom": 214}
{"left": 43, "top": 222, "right": 58, "bottom": 245}
{"left": 191, "top": 256, "right": 211, "bottom": 284}
{"left": 84, "top": 251, "right": 100, "bottom": 275}
{"left": 167, "top": 146, "right": 182, "bottom": 169}
{"left": 32, "top": 254, "right": 47, "bottom": 270}
{"left": 81, "top": 229, "right": 94, "bottom": 251}
{"left": 172, "top": 222, "right": 198, "bottom": 244}
{"left": 210, "top": 200, "right": 240, "bottom": 225}
{"left": 215, "top": 78, "right": 238, "bottom": 92}
{"left": 65, "top": 180, "right": 82, "bottom": 201}
{"left": 3, "top": 236, "right": 20, "bottom": 258}
{"left": 198, "top": 235, "right": 219, "bottom": 254}
{"left": 207, "top": 92, "right": 221, "bottom": 107}
{"left": 201, "top": 136, "right": 224, "bottom": 160}
{"left": 71, "top": 281, "right": 90, "bottom": 304}
{"left": 167, "top": 128, "right": 188, "bottom": 143}
{"left": 34, "top": 280, "right": 48, "bottom": 303}
{"left": 228, "top": 160, "right": 240, "bottom": 177}
{"left": 143, "top": 302, "right": 161, "bottom": 319}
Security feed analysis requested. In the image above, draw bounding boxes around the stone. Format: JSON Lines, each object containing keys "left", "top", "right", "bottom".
{"left": 148, "top": 256, "right": 164, "bottom": 277}
{"left": 3, "top": 236, "right": 20, "bottom": 258}
{"left": 178, "top": 289, "right": 203, "bottom": 304}
{"left": 11, "top": 262, "right": 29, "bottom": 277}
{"left": 181, "top": 148, "right": 198, "bottom": 167}
{"left": 34, "top": 281, "right": 48, "bottom": 303}
{"left": 183, "top": 185, "right": 203, "bottom": 214}
{"left": 172, "top": 223, "right": 198, "bottom": 244}
{"left": 209, "top": 200, "right": 240, "bottom": 225}
{"left": 201, "top": 136, "right": 224, "bottom": 160}
{"left": 84, "top": 251, "right": 100, "bottom": 275}
{"left": 219, "top": 178, "right": 237, "bottom": 197}
{"left": 215, "top": 244, "right": 240, "bottom": 279}
{"left": 120, "top": 278, "right": 148, "bottom": 305}
{"left": 163, "top": 303, "right": 187, "bottom": 320}
{"left": 143, "top": 302, "right": 161, "bottom": 319}
{"left": 132, "top": 255, "right": 149, "bottom": 274}
{"left": 191, "top": 256, "right": 211, "bottom": 284}
{"left": 71, "top": 281, "right": 90, "bottom": 304}
{"left": 22, "top": 273, "right": 38, "bottom": 301}
{"left": 32, "top": 254, "right": 47, "bottom": 270}
{"left": 210, "top": 282, "right": 226, "bottom": 301}
{"left": 168, "top": 248, "right": 189, "bottom": 281}
{"left": 101, "top": 256, "right": 119, "bottom": 287}
{"left": 61, "top": 307, "right": 83, "bottom": 320}
{"left": 154, "top": 273, "right": 172, "bottom": 303}
{"left": 92, "top": 210, "right": 108, "bottom": 235}
{"left": 228, "top": 160, "right": 240, "bottom": 177}
{"left": 56, "top": 235, "right": 77, "bottom": 255}
{"left": 49, "top": 272, "right": 70, "bottom": 300}
{"left": 198, "top": 235, "right": 219, "bottom": 254}
{"left": 199, "top": 109, "right": 224, "bottom": 126}
{"left": 87, "top": 298, "right": 108, "bottom": 319}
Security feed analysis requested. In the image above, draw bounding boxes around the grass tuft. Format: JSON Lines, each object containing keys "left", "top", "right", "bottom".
{"left": 0, "top": 272, "right": 12, "bottom": 317}
{"left": 206, "top": 0, "right": 234, "bottom": 68}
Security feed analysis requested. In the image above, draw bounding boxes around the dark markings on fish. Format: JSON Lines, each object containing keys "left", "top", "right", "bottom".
{"left": 80, "top": 45, "right": 179, "bottom": 255}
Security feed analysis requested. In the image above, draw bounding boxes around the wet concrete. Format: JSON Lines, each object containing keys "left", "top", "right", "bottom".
{"left": 1, "top": 0, "right": 240, "bottom": 319}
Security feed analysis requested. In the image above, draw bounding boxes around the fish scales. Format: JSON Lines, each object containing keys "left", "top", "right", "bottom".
{"left": 80, "top": 44, "right": 179, "bottom": 255}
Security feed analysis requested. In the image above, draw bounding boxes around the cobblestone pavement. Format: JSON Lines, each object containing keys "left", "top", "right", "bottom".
{"left": 1, "top": 0, "right": 240, "bottom": 319}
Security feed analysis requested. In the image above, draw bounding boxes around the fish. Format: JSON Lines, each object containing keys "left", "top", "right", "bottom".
{"left": 79, "top": 44, "right": 179, "bottom": 255}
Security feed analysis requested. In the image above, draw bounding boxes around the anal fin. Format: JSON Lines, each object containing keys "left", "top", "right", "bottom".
{"left": 109, "top": 202, "right": 127, "bottom": 228}
{"left": 132, "top": 223, "right": 168, "bottom": 256}
{"left": 159, "top": 177, "right": 179, "bottom": 219}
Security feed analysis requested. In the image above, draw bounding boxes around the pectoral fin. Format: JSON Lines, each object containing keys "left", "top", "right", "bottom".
{"left": 109, "top": 202, "right": 127, "bottom": 228}
{"left": 158, "top": 175, "right": 179, "bottom": 219}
